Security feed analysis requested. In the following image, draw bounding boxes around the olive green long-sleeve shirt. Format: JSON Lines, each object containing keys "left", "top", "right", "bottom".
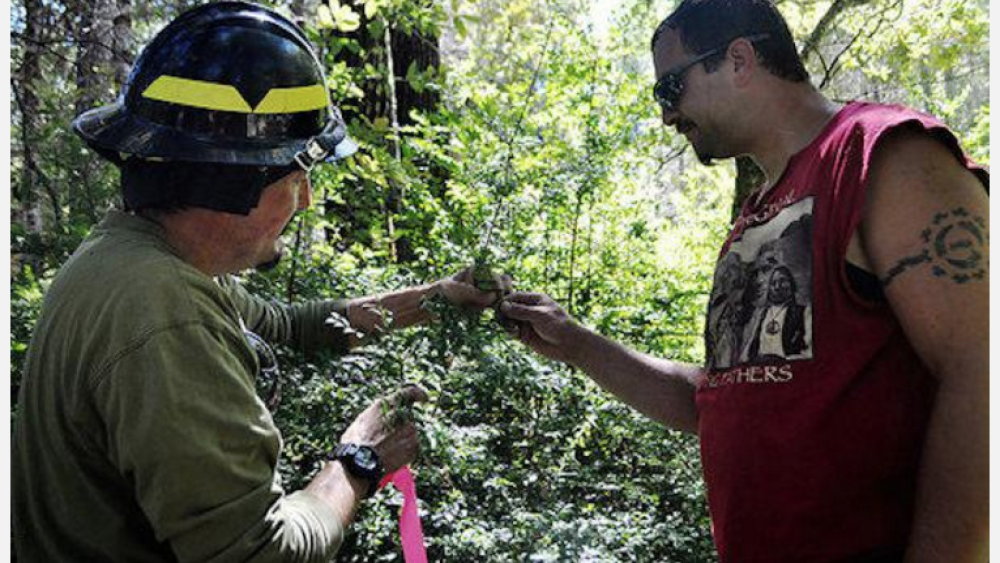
{"left": 13, "top": 211, "right": 351, "bottom": 562}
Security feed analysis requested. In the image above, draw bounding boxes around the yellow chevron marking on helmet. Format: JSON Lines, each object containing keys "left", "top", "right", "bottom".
{"left": 142, "top": 76, "right": 327, "bottom": 114}
{"left": 254, "top": 85, "right": 328, "bottom": 114}
{"left": 142, "top": 76, "right": 253, "bottom": 113}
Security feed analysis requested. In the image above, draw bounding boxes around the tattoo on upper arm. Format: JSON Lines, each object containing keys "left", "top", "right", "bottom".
{"left": 880, "top": 207, "right": 988, "bottom": 287}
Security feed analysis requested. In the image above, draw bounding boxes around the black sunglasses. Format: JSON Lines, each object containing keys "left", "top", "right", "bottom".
{"left": 652, "top": 34, "right": 771, "bottom": 113}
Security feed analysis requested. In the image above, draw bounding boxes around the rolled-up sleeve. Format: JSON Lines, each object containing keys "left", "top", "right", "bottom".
{"left": 219, "top": 277, "right": 350, "bottom": 356}
{"left": 92, "top": 321, "right": 343, "bottom": 562}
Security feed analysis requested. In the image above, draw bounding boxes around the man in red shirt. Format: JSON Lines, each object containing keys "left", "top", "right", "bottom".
{"left": 501, "top": 0, "right": 988, "bottom": 561}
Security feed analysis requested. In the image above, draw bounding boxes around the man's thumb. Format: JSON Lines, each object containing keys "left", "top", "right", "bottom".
{"left": 500, "top": 301, "right": 545, "bottom": 323}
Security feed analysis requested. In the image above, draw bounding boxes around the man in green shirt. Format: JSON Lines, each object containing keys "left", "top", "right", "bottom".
{"left": 12, "top": 3, "right": 498, "bottom": 561}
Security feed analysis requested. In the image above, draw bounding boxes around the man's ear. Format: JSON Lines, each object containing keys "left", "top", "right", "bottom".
{"left": 728, "top": 37, "right": 758, "bottom": 87}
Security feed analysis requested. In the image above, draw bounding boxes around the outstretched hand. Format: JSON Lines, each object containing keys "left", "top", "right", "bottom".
{"left": 500, "top": 292, "right": 581, "bottom": 364}
{"left": 340, "top": 385, "right": 429, "bottom": 475}
{"left": 433, "top": 267, "right": 512, "bottom": 310}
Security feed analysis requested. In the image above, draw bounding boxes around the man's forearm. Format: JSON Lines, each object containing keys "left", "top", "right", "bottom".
{"left": 566, "top": 325, "right": 702, "bottom": 433}
{"left": 304, "top": 460, "right": 367, "bottom": 529}
{"left": 905, "top": 371, "right": 989, "bottom": 562}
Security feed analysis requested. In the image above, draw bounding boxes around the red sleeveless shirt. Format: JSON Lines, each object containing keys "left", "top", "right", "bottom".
{"left": 697, "top": 101, "right": 988, "bottom": 562}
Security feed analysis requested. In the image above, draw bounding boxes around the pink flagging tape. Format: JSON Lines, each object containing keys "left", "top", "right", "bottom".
{"left": 379, "top": 466, "right": 428, "bottom": 563}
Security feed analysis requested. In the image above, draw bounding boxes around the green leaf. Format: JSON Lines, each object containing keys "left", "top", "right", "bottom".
{"left": 331, "top": 2, "right": 361, "bottom": 32}
{"left": 406, "top": 61, "right": 425, "bottom": 94}
{"left": 317, "top": 4, "right": 335, "bottom": 29}
{"left": 364, "top": 0, "right": 380, "bottom": 20}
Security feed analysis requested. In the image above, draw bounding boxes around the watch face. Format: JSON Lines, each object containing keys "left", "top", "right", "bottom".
{"left": 355, "top": 447, "right": 378, "bottom": 471}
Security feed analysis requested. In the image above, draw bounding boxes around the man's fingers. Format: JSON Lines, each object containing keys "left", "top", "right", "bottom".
{"left": 394, "top": 422, "right": 418, "bottom": 441}
{"left": 385, "top": 384, "right": 429, "bottom": 410}
{"left": 437, "top": 278, "right": 504, "bottom": 309}
{"left": 499, "top": 301, "right": 550, "bottom": 323}
{"left": 389, "top": 440, "right": 421, "bottom": 472}
{"left": 518, "top": 321, "right": 536, "bottom": 343}
{"left": 498, "top": 274, "right": 514, "bottom": 294}
{"left": 505, "top": 291, "right": 545, "bottom": 304}
{"left": 384, "top": 421, "right": 418, "bottom": 443}
{"left": 453, "top": 267, "right": 474, "bottom": 284}
{"left": 471, "top": 288, "right": 501, "bottom": 307}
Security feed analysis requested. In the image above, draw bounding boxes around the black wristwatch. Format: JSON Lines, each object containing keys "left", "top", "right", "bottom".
{"left": 331, "top": 443, "right": 384, "bottom": 498}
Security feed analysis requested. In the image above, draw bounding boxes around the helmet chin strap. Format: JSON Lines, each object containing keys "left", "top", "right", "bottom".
{"left": 293, "top": 139, "right": 328, "bottom": 171}
{"left": 293, "top": 108, "right": 359, "bottom": 171}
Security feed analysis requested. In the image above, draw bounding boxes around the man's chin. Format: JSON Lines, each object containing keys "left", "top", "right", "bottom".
{"left": 691, "top": 139, "right": 717, "bottom": 166}
{"left": 694, "top": 148, "right": 717, "bottom": 166}
{"left": 254, "top": 236, "right": 290, "bottom": 272}
{"left": 254, "top": 251, "right": 284, "bottom": 272}
{"left": 693, "top": 142, "right": 733, "bottom": 167}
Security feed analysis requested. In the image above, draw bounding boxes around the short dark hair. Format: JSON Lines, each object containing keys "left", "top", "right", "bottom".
{"left": 771, "top": 265, "right": 797, "bottom": 290}
{"left": 651, "top": 0, "right": 809, "bottom": 83}
{"left": 121, "top": 160, "right": 298, "bottom": 215}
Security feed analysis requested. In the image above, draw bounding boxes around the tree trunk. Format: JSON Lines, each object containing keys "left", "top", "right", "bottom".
{"left": 334, "top": 3, "right": 442, "bottom": 263}
{"left": 76, "top": 0, "right": 108, "bottom": 115}
{"left": 14, "top": 0, "right": 52, "bottom": 239}
{"left": 385, "top": 26, "right": 441, "bottom": 126}
{"left": 73, "top": 0, "right": 133, "bottom": 220}
{"left": 75, "top": 0, "right": 133, "bottom": 113}
{"left": 110, "top": 0, "right": 133, "bottom": 86}
{"left": 341, "top": 19, "right": 441, "bottom": 126}
{"left": 16, "top": 0, "right": 41, "bottom": 217}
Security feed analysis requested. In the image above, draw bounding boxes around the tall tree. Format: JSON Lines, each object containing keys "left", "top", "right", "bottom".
{"left": 73, "top": 0, "right": 134, "bottom": 222}
{"left": 75, "top": 0, "right": 133, "bottom": 115}
{"left": 320, "top": 0, "right": 444, "bottom": 262}
{"left": 13, "top": 0, "right": 49, "bottom": 235}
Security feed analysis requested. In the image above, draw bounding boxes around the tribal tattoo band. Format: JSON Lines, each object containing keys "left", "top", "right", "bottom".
{"left": 881, "top": 207, "right": 987, "bottom": 287}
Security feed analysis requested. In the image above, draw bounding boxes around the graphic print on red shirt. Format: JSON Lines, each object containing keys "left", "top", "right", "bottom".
{"left": 705, "top": 196, "right": 814, "bottom": 377}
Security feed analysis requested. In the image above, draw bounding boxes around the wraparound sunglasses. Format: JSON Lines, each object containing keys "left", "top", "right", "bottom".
{"left": 652, "top": 34, "right": 771, "bottom": 113}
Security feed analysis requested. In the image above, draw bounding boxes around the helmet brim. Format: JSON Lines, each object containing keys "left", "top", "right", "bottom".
{"left": 74, "top": 101, "right": 357, "bottom": 167}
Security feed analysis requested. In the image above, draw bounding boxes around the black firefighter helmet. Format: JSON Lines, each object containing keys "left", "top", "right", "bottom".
{"left": 73, "top": 1, "right": 357, "bottom": 213}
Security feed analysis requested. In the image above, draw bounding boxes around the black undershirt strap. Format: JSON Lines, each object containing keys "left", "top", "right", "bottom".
{"left": 846, "top": 261, "right": 886, "bottom": 303}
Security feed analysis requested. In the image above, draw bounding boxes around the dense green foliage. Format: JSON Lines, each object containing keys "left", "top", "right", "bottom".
{"left": 11, "top": 0, "right": 988, "bottom": 560}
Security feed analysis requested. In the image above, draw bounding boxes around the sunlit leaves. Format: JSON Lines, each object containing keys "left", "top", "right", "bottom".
{"left": 821, "top": 0, "right": 987, "bottom": 139}
{"left": 318, "top": 0, "right": 362, "bottom": 32}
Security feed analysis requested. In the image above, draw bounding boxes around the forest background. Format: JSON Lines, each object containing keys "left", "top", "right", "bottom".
{"left": 9, "top": 0, "right": 990, "bottom": 560}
